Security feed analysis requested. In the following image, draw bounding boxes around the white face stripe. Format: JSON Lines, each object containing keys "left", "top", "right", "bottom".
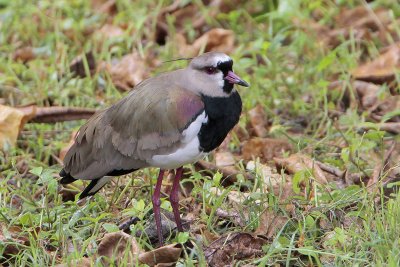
{"left": 209, "top": 55, "right": 232, "bottom": 67}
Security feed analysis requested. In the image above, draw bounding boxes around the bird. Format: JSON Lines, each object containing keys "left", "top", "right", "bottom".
{"left": 59, "top": 52, "right": 249, "bottom": 246}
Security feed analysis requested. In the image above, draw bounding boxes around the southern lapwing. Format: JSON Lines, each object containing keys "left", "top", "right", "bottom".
{"left": 59, "top": 52, "right": 249, "bottom": 245}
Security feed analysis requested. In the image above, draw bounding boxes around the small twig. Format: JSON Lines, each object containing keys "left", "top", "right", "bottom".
{"left": 316, "top": 161, "right": 344, "bottom": 178}
{"left": 26, "top": 106, "right": 96, "bottom": 123}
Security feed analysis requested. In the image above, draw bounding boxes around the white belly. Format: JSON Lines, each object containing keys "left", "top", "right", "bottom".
{"left": 148, "top": 111, "right": 208, "bottom": 169}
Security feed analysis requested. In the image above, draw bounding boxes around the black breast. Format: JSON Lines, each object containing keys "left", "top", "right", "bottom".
{"left": 198, "top": 91, "right": 242, "bottom": 152}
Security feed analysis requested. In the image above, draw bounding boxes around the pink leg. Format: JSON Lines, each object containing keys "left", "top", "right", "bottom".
{"left": 170, "top": 167, "right": 183, "bottom": 232}
{"left": 152, "top": 169, "right": 165, "bottom": 246}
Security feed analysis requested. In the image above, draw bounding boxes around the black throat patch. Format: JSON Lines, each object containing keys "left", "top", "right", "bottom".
{"left": 217, "top": 60, "right": 234, "bottom": 93}
{"left": 198, "top": 91, "right": 242, "bottom": 152}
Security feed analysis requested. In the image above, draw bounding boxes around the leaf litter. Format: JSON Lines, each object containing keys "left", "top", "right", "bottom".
{"left": 2, "top": 1, "right": 400, "bottom": 266}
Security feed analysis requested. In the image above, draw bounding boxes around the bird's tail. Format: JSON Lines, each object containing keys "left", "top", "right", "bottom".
{"left": 59, "top": 168, "right": 77, "bottom": 184}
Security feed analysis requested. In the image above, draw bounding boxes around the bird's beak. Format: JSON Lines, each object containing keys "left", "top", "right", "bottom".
{"left": 224, "top": 70, "right": 249, "bottom": 87}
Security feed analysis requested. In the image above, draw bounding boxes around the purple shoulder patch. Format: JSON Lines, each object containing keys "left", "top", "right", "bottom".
{"left": 174, "top": 93, "right": 204, "bottom": 130}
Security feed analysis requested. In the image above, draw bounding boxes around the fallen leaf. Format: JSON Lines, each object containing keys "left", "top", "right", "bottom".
{"left": 91, "top": 0, "right": 117, "bottom": 16}
{"left": 97, "top": 231, "right": 142, "bottom": 265}
{"left": 254, "top": 210, "right": 289, "bottom": 239}
{"left": 137, "top": 211, "right": 188, "bottom": 245}
{"left": 195, "top": 160, "right": 254, "bottom": 187}
{"left": 69, "top": 52, "right": 97, "bottom": 78}
{"left": 57, "top": 232, "right": 142, "bottom": 267}
{"left": 138, "top": 243, "right": 182, "bottom": 267}
{"left": 246, "top": 161, "right": 283, "bottom": 189}
{"left": 352, "top": 43, "right": 400, "bottom": 84}
{"left": 242, "top": 138, "right": 292, "bottom": 162}
{"left": 204, "top": 232, "right": 266, "bottom": 267}
{"left": 0, "top": 225, "right": 30, "bottom": 259}
{"left": 335, "top": 6, "right": 391, "bottom": 30}
{"left": 209, "top": 187, "right": 257, "bottom": 206}
{"left": 215, "top": 207, "right": 247, "bottom": 227}
{"left": 362, "top": 122, "right": 400, "bottom": 134}
{"left": 247, "top": 104, "right": 268, "bottom": 137}
{"left": 367, "top": 141, "right": 396, "bottom": 191}
{"left": 0, "top": 105, "right": 25, "bottom": 151}
{"left": 176, "top": 28, "right": 235, "bottom": 57}
{"left": 353, "top": 80, "right": 381, "bottom": 109}
{"left": 274, "top": 153, "right": 329, "bottom": 184}
{"left": 202, "top": 229, "right": 220, "bottom": 244}
{"left": 215, "top": 151, "right": 236, "bottom": 167}
{"left": 101, "top": 52, "right": 149, "bottom": 91}
{"left": 155, "top": 0, "right": 221, "bottom": 45}
{"left": 296, "top": 6, "right": 396, "bottom": 49}
{"left": 330, "top": 80, "right": 400, "bottom": 122}
{"left": 13, "top": 47, "right": 35, "bottom": 62}
{"left": 93, "top": 24, "right": 126, "bottom": 47}
{"left": 55, "top": 257, "right": 92, "bottom": 267}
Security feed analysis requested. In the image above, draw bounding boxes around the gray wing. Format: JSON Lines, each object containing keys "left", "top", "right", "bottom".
{"left": 62, "top": 72, "right": 204, "bottom": 180}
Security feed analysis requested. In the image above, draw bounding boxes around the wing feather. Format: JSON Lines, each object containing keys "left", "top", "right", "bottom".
{"left": 62, "top": 71, "right": 204, "bottom": 180}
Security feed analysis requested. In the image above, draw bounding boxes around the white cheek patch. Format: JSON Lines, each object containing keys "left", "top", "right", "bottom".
{"left": 216, "top": 72, "right": 225, "bottom": 88}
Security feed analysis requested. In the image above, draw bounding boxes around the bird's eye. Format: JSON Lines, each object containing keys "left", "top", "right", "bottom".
{"left": 204, "top": 67, "right": 217, "bottom": 74}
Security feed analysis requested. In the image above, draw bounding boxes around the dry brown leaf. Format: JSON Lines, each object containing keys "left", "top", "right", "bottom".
{"left": 138, "top": 211, "right": 186, "bottom": 245}
{"left": 138, "top": 243, "right": 182, "bottom": 267}
{"left": 210, "top": 187, "right": 256, "bottom": 206}
{"left": 0, "top": 225, "right": 30, "bottom": 259}
{"left": 97, "top": 231, "right": 142, "bottom": 265}
{"left": 296, "top": 6, "right": 396, "bottom": 49}
{"left": 195, "top": 160, "right": 254, "bottom": 186}
{"left": 93, "top": 24, "right": 126, "bottom": 47}
{"left": 68, "top": 52, "right": 97, "bottom": 78}
{"left": 13, "top": 47, "right": 36, "bottom": 62}
{"left": 55, "top": 257, "right": 92, "bottom": 267}
{"left": 248, "top": 104, "right": 268, "bottom": 137}
{"left": 204, "top": 232, "right": 266, "bottom": 267}
{"left": 101, "top": 52, "right": 149, "bottom": 91}
{"left": 246, "top": 161, "right": 283, "bottom": 189}
{"left": 274, "top": 153, "right": 329, "bottom": 184}
{"left": 215, "top": 207, "right": 247, "bottom": 227}
{"left": 215, "top": 151, "right": 236, "bottom": 167}
{"left": 202, "top": 229, "right": 221, "bottom": 244}
{"left": 362, "top": 122, "right": 400, "bottom": 134}
{"left": 335, "top": 6, "right": 391, "bottom": 30}
{"left": 242, "top": 138, "right": 292, "bottom": 162}
{"left": 367, "top": 142, "right": 396, "bottom": 191}
{"left": 353, "top": 80, "right": 381, "bottom": 109}
{"left": 0, "top": 105, "right": 25, "bottom": 151}
{"left": 352, "top": 43, "right": 400, "bottom": 84}
{"left": 330, "top": 80, "right": 400, "bottom": 122}
{"left": 91, "top": 0, "right": 117, "bottom": 16}
{"left": 254, "top": 210, "right": 289, "bottom": 239}
{"left": 59, "top": 232, "right": 182, "bottom": 267}
{"left": 176, "top": 28, "right": 235, "bottom": 57}
{"left": 155, "top": 0, "right": 222, "bottom": 44}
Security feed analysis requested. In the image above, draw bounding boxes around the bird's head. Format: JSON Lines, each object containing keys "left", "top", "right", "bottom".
{"left": 185, "top": 52, "right": 249, "bottom": 97}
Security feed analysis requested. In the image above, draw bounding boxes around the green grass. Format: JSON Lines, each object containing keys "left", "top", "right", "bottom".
{"left": 1, "top": 0, "right": 400, "bottom": 266}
